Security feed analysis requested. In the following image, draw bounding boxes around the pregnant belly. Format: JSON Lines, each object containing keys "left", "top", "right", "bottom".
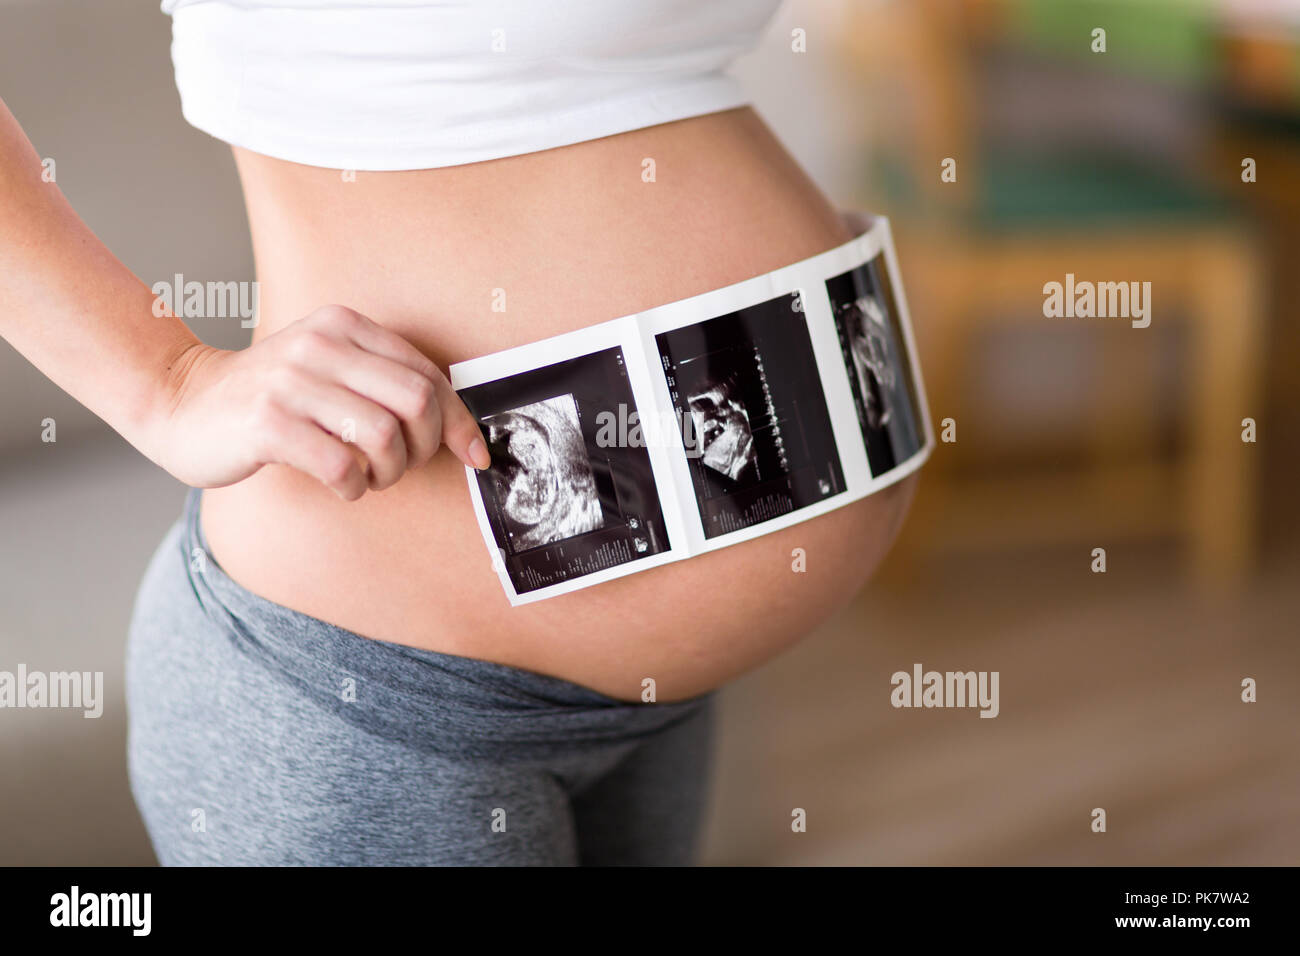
{"left": 200, "top": 107, "right": 920, "bottom": 701}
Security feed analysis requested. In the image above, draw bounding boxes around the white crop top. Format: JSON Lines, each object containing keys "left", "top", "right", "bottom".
{"left": 160, "top": 0, "right": 782, "bottom": 171}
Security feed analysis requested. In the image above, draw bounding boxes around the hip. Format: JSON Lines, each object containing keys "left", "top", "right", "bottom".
{"left": 125, "top": 498, "right": 717, "bottom": 863}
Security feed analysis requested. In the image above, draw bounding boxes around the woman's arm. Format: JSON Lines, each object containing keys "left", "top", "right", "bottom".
{"left": 0, "top": 97, "right": 489, "bottom": 497}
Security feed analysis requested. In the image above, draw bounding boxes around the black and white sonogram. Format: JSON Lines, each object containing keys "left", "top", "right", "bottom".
{"left": 656, "top": 292, "right": 845, "bottom": 539}
{"left": 688, "top": 374, "right": 757, "bottom": 482}
{"left": 458, "top": 348, "right": 670, "bottom": 595}
{"left": 481, "top": 395, "right": 602, "bottom": 550}
{"left": 826, "top": 258, "right": 923, "bottom": 477}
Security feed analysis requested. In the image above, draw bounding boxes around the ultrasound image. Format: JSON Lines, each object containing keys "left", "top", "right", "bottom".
{"left": 827, "top": 258, "right": 923, "bottom": 477}
{"left": 687, "top": 375, "right": 757, "bottom": 482}
{"left": 844, "top": 293, "right": 896, "bottom": 432}
{"left": 482, "top": 394, "right": 602, "bottom": 551}
{"left": 457, "top": 346, "right": 671, "bottom": 595}
{"left": 656, "top": 292, "right": 845, "bottom": 538}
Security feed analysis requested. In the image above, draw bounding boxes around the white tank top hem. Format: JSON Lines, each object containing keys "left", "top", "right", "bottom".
{"left": 162, "top": 0, "right": 780, "bottom": 171}
{"left": 175, "top": 72, "right": 751, "bottom": 172}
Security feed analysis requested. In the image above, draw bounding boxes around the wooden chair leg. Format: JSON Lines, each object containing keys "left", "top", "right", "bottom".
{"left": 1186, "top": 232, "right": 1265, "bottom": 591}
{"left": 885, "top": 234, "right": 970, "bottom": 571}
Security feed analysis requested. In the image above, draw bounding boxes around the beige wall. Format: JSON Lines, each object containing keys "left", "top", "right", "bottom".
{"left": 0, "top": 0, "right": 253, "bottom": 451}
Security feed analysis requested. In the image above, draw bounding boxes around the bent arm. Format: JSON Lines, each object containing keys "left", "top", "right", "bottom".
{"left": 0, "top": 96, "right": 488, "bottom": 495}
{"left": 0, "top": 96, "right": 201, "bottom": 462}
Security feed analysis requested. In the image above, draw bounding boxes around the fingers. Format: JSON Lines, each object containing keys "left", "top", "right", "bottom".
{"left": 307, "top": 305, "right": 490, "bottom": 472}
{"left": 254, "top": 403, "right": 368, "bottom": 501}
{"left": 331, "top": 308, "right": 441, "bottom": 382}
{"left": 432, "top": 374, "right": 491, "bottom": 470}
{"left": 278, "top": 375, "right": 409, "bottom": 491}
{"left": 265, "top": 306, "right": 490, "bottom": 500}
{"left": 305, "top": 342, "right": 443, "bottom": 469}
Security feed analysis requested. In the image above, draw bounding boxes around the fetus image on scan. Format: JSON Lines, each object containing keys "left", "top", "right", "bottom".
{"left": 687, "top": 376, "right": 758, "bottom": 483}
{"left": 482, "top": 395, "right": 603, "bottom": 550}
{"left": 843, "top": 294, "right": 896, "bottom": 431}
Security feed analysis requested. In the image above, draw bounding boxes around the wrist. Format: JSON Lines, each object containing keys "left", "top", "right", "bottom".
{"left": 128, "top": 337, "right": 220, "bottom": 469}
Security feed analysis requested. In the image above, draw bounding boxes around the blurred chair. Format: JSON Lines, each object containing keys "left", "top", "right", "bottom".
{"left": 842, "top": 0, "right": 1264, "bottom": 589}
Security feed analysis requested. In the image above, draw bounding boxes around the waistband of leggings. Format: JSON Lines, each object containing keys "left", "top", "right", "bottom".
{"left": 178, "top": 487, "right": 713, "bottom": 758}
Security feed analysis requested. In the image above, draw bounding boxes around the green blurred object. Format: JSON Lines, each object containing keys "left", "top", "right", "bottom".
{"left": 974, "top": 148, "right": 1233, "bottom": 231}
{"left": 1007, "top": 0, "right": 1215, "bottom": 85}
{"left": 865, "top": 0, "right": 1251, "bottom": 230}
{"left": 872, "top": 148, "right": 1235, "bottom": 231}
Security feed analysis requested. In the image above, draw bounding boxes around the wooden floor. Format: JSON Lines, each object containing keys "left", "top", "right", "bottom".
{"left": 701, "top": 542, "right": 1300, "bottom": 865}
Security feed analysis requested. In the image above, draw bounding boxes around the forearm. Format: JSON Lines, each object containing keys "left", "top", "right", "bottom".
{"left": 0, "top": 96, "right": 201, "bottom": 461}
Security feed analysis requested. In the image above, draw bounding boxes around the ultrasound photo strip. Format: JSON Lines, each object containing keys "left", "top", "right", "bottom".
{"left": 451, "top": 212, "right": 935, "bottom": 605}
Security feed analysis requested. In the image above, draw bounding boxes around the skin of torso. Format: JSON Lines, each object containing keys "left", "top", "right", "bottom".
{"left": 200, "top": 107, "right": 920, "bottom": 702}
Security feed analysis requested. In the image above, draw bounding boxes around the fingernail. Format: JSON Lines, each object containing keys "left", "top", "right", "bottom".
{"left": 468, "top": 437, "right": 490, "bottom": 470}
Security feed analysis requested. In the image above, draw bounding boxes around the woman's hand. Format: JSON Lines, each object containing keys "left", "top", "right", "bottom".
{"left": 152, "top": 305, "right": 491, "bottom": 499}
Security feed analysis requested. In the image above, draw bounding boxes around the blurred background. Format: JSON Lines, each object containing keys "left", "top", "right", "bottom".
{"left": 1, "top": 0, "right": 1296, "bottom": 865}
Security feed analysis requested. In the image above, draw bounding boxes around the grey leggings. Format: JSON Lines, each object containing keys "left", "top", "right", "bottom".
{"left": 125, "top": 489, "right": 716, "bottom": 866}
